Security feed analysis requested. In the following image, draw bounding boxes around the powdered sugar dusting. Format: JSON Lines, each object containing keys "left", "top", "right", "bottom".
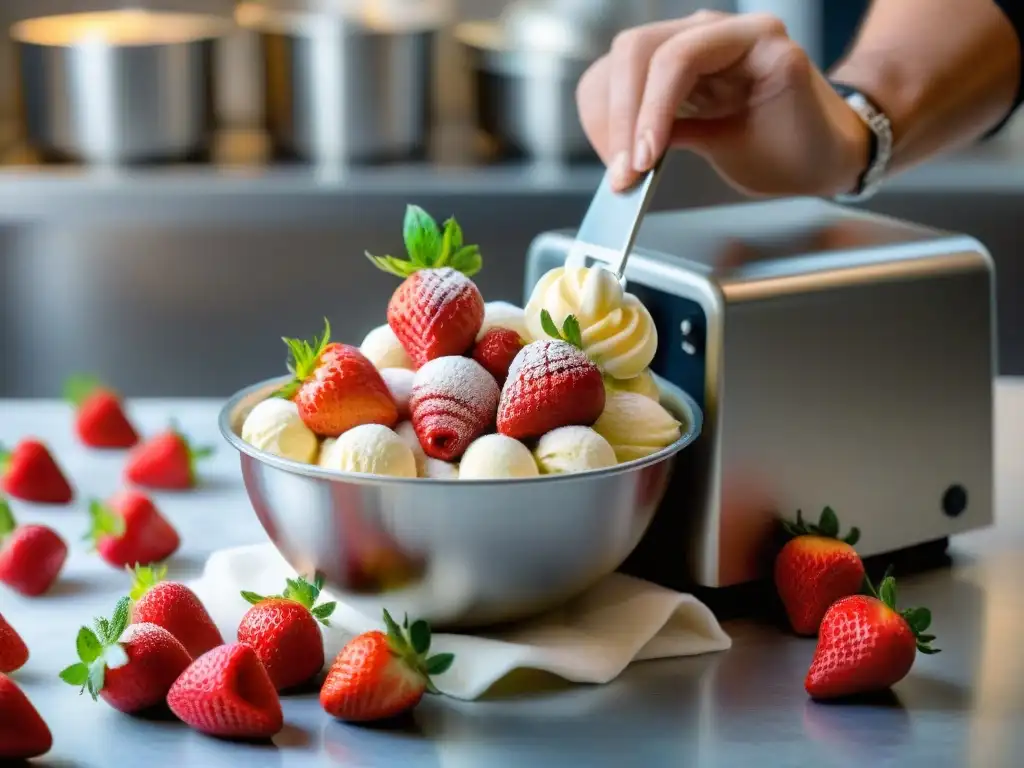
{"left": 419, "top": 267, "right": 475, "bottom": 315}
{"left": 410, "top": 356, "right": 500, "bottom": 460}
{"left": 504, "top": 340, "right": 589, "bottom": 386}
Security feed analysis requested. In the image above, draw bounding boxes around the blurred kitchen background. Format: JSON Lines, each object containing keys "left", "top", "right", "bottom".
{"left": 0, "top": 0, "right": 1021, "bottom": 397}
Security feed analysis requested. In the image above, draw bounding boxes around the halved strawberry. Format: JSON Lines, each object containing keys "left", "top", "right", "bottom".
{"left": 367, "top": 205, "right": 485, "bottom": 367}
{"left": 124, "top": 425, "right": 213, "bottom": 490}
{"left": 65, "top": 374, "right": 140, "bottom": 449}
{"left": 320, "top": 609, "right": 454, "bottom": 722}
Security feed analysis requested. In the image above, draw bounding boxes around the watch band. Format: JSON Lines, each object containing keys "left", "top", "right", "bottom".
{"left": 829, "top": 82, "right": 893, "bottom": 202}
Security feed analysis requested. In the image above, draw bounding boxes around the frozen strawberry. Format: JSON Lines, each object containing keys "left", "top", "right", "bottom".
{"left": 125, "top": 425, "right": 213, "bottom": 490}
{"left": 60, "top": 596, "right": 192, "bottom": 714}
{"left": 367, "top": 206, "right": 485, "bottom": 367}
{"left": 130, "top": 564, "right": 224, "bottom": 658}
{"left": 167, "top": 643, "right": 283, "bottom": 740}
{"left": 0, "top": 439, "right": 73, "bottom": 504}
{"left": 472, "top": 328, "right": 525, "bottom": 384}
{"left": 0, "top": 499, "right": 68, "bottom": 596}
{"left": 409, "top": 356, "right": 500, "bottom": 461}
{"left": 0, "top": 673, "right": 52, "bottom": 760}
{"left": 497, "top": 312, "right": 605, "bottom": 441}
{"left": 277, "top": 319, "right": 399, "bottom": 438}
{"left": 320, "top": 609, "right": 454, "bottom": 722}
{"left": 0, "top": 612, "right": 29, "bottom": 673}
{"left": 65, "top": 374, "right": 140, "bottom": 449}
{"left": 86, "top": 490, "right": 180, "bottom": 568}
{"left": 237, "top": 574, "right": 336, "bottom": 691}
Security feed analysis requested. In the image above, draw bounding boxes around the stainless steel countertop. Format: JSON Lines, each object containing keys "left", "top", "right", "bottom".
{"left": 1, "top": 380, "right": 1021, "bottom": 767}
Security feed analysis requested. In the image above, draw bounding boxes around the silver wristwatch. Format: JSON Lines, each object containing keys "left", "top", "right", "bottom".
{"left": 831, "top": 84, "right": 893, "bottom": 202}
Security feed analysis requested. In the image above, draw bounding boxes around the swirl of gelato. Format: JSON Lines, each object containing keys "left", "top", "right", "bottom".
{"left": 524, "top": 266, "right": 657, "bottom": 380}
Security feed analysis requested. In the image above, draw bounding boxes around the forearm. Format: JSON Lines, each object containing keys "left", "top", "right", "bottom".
{"left": 829, "top": 0, "right": 1022, "bottom": 174}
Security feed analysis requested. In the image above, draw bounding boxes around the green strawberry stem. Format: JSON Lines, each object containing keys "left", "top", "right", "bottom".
{"left": 241, "top": 572, "right": 338, "bottom": 627}
{"left": 0, "top": 444, "right": 10, "bottom": 474}
{"left": 864, "top": 571, "right": 940, "bottom": 655}
{"left": 64, "top": 374, "right": 105, "bottom": 408}
{"left": 539, "top": 310, "right": 584, "bottom": 350}
{"left": 366, "top": 204, "right": 482, "bottom": 279}
{"left": 84, "top": 500, "right": 125, "bottom": 548}
{"left": 129, "top": 563, "right": 168, "bottom": 602}
{"left": 781, "top": 506, "right": 860, "bottom": 547}
{"left": 58, "top": 596, "right": 133, "bottom": 700}
{"left": 275, "top": 318, "right": 333, "bottom": 400}
{"left": 381, "top": 608, "right": 454, "bottom": 695}
{"left": 0, "top": 497, "right": 16, "bottom": 542}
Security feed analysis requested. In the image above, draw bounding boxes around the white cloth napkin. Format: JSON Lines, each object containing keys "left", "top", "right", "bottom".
{"left": 189, "top": 544, "right": 732, "bottom": 701}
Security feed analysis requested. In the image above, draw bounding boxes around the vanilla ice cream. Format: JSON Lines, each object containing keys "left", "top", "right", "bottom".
{"left": 380, "top": 368, "right": 415, "bottom": 419}
{"left": 477, "top": 301, "right": 530, "bottom": 341}
{"left": 395, "top": 420, "right": 427, "bottom": 474}
{"left": 605, "top": 369, "right": 660, "bottom": 402}
{"left": 241, "top": 397, "right": 319, "bottom": 463}
{"left": 592, "top": 390, "right": 681, "bottom": 462}
{"left": 423, "top": 458, "right": 459, "bottom": 479}
{"left": 525, "top": 266, "right": 657, "bottom": 379}
{"left": 459, "top": 434, "right": 538, "bottom": 479}
{"left": 534, "top": 426, "right": 616, "bottom": 474}
{"left": 317, "top": 438, "right": 336, "bottom": 467}
{"left": 319, "top": 424, "right": 417, "bottom": 477}
{"left": 360, "top": 324, "right": 413, "bottom": 370}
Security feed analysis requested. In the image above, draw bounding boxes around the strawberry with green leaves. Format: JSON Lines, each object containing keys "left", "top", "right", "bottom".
{"left": 774, "top": 506, "right": 865, "bottom": 636}
{"left": 60, "top": 596, "right": 192, "bottom": 714}
{"left": 367, "top": 205, "right": 485, "bottom": 368}
{"left": 806, "top": 571, "right": 939, "bottom": 699}
{"left": 320, "top": 609, "right": 454, "bottom": 722}
{"left": 65, "top": 374, "right": 139, "bottom": 449}
{"left": 497, "top": 311, "right": 606, "bottom": 441}
{"left": 85, "top": 490, "right": 180, "bottom": 568}
{"left": 124, "top": 423, "right": 213, "bottom": 490}
{"left": 129, "top": 564, "right": 224, "bottom": 658}
{"left": 237, "top": 574, "right": 336, "bottom": 691}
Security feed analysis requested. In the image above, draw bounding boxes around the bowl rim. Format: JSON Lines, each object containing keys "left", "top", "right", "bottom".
{"left": 218, "top": 374, "right": 703, "bottom": 487}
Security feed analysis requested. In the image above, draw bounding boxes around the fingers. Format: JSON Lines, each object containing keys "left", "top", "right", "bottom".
{"left": 632, "top": 13, "right": 791, "bottom": 176}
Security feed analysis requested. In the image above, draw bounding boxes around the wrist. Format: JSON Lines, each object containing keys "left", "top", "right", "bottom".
{"left": 830, "top": 95, "right": 874, "bottom": 197}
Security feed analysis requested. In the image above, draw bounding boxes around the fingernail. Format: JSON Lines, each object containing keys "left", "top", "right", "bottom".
{"left": 633, "top": 130, "right": 654, "bottom": 172}
{"left": 610, "top": 151, "right": 630, "bottom": 190}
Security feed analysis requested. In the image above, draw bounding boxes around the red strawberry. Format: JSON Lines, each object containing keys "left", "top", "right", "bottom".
{"left": 367, "top": 206, "right": 485, "bottom": 367}
{"left": 60, "top": 596, "right": 192, "bottom": 714}
{"left": 409, "top": 356, "right": 500, "bottom": 461}
{"left": 277, "top": 320, "right": 399, "bottom": 438}
{"left": 774, "top": 507, "right": 865, "bottom": 636}
{"left": 320, "top": 609, "right": 453, "bottom": 722}
{"left": 0, "top": 673, "right": 52, "bottom": 760}
{"left": 125, "top": 425, "right": 213, "bottom": 490}
{"left": 0, "top": 439, "right": 73, "bottom": 504}
{"left": 129, "top": 564, "right": 224, "bottom": 658}
{"left": 0, "top": 612, "right": 29, "bottom": 673}
{"left": 0, "top": 499, "right": 68, "bottom": 596}
{"left": 806, "top": 573, "right": 939, "bottom": 699}
{"left": 472, "top": 328, "right": 525, "bottom": 384}
{"left": 237, "top": 574, "right": 336, "bottom": 691}
{"left": 85, "top": 490, "right": 180, "bottom": 568}
{"left": 167, "top": 643, "right": 283, "bottom": 739}
{"left": 496, "top": 312, "right": 605, "bottom": 441}
{"left": 65, "top": 374, "right": 139, "bottom": 449}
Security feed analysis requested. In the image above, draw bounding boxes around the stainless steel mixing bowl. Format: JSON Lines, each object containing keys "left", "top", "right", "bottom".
{"left": 219, "top": 375, "right": 702, "bottom": 629}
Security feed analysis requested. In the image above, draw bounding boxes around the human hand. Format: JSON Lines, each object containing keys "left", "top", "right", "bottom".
{"left": 576, "top": 10, "right": 871, "bottom": 197}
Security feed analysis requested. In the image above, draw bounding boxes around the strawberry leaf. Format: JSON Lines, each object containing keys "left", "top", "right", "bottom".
{"left": 561, "top": 316, "right": 584, "bottom": 350}
{"left": 902, "top": 607, "right": 931, "bottom": 634}
{"left": 109, "top": 596, "right": 131, "bottom": 641}
{"left": 409, "top": 620, "right": 431, "bottom": 655}
{"left": 425, "top": 653, "right": 454, "bottom": 676}
{"left": 59, "top": 662, "right": 89, "bottom": 689}
{"left": 129, "top": 563, "right": 167, "bottom": 601}
{"left": 76, "top": 627, "right": 102, "bottom": 664}
{"left": 818, "top": 507, "right": 840, "bottom": 538}
{"left": 0, "top": 498, "right": 15, "bottom": 540}
{"left": 87, "top": 662, "right": 105, "bottom": 701}
{"left": 241, "top": 591, "right": 266, "bottom": 606}
{"left": 84, "top": 500, "right": 124, "bottom": 548}
{"left": 449, "top": 245, "right": 482, "bottom": 277}
{"left": 404, "top": 205, "right": 442, "bottom": 267}
{"left": 879, "top": 576, "right": 897, "bottom": 610}
{"left": 280, "top": 318, "right": 332, "bottom": 385}
{"left": 382, "top": 609, "right": 410, "bottom": 655}
{"left": 365, "top": 253, "right": 419, "bottom": 279}
{"left": 94, "top": 618, "right": 111, "bottom": 644}
{"left": 843, "top": 527, "right": 861, "bottom": 546}
{"left": 64, "top": 374, "right": 104, "bottom": 408}
{"left": 311, "top": 602, "right": 336, "bottom": 626}
{"left": 917, "top": 644, "right": 941, "bottom": 655}
{"left": 438, "top": 217, "right": 464, "bottom": 268}
{"left": 540, "top": 310, "right": 562, "bottom": 341}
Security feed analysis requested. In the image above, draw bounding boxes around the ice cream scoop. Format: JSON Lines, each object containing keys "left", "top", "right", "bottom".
{"left": 604, "top": 369, "right": 660, "bottom": 401}
{"left": 592, "top": 390, "right": 681, "bottom": 462}
{"left": 241, "top": 397, "right": 319, "bottom": 463}
{"left": 360, "top": 324, "right": 413, "bottom": 370}
{"left": 380, "top": 368, "right": 415, "bottom": 419}
{"left": 319, "top": 424, "right": 417, "bottom": 477}
{"left": 317, "top": 438, "right": 336, "bottom": 467}
{"left": 477, "top": 301, "right": 529, "bottom": 342}
{"left": 534, "top": 426, "right": 616, "bottom": 474}
{"left": 524, "top": 266, "right": 657, "bottom": 379}
{"left": 423, "top": 458, "right": 459, "bottom": 479}
{"left": 395, "top": 420, "right": 427, "bottom": 475}
{"left": 459, "top": 434, "right": 538, "bottom": 479}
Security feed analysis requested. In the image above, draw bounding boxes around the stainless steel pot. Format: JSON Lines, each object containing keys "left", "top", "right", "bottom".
{"left": 11, "top": 10, "right": 230, "bottom": 164}
{"left": 220, "top": 375, "right": 703, "bottom": 629}
{"left": 237, "top": 3, "right": 439, "bottom": 163}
